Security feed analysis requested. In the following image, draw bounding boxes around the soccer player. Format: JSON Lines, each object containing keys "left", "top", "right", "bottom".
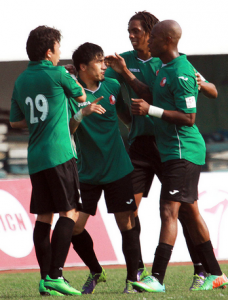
{"left": 68, "top": 42, "right": 140, "bottom": 294}
{"left": 10, "top": 26, "right": 86, "bottom": 296}
{"left": 130, "top": 20, "right": 228, "bottom": 292}
{"left": 105, "top": 11, "right": 218, "bottom": 289}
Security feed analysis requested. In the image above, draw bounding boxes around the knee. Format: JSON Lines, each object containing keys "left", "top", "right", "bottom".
{"left": 160, "top": 204, "right": 178, "bottom": 223}
{"left": 115, "top": 211, "right": 135, "bottom": 231}
{"left": 72, "top": 223, "right": 84, "bottom": 235}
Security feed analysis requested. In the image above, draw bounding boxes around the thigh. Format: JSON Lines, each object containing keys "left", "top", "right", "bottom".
{"left": 79, "top": 182, "right": 102, "bottom": 216}
{"left": 129, "top": 136, "right": 162, "bottom": 197}
{"left": 30, "top": 158, "right": 80, "bottom": 214}
{"left": 104, "top": 173, "right": 137, "bottom": 214}
{"left": 161, "top": 159, "right": 201, "bottom": 204}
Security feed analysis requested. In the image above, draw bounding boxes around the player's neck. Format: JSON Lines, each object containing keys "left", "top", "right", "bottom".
{"left": 79, "top": 73, "right": 99, "bottom": 91}
{"left": 136, "top": 49, "right": 151, "bottom": 61}
{"left": 159, "top": 50, "right": 180, "bottom": 64}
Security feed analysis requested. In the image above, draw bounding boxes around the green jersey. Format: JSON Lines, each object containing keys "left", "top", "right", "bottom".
{"left": 152, "top": 54, "right": 206, "bottom": 165}
{"left": 105, "top": 50, "right": 162, "bottom": 144}
{"left": 69, "top": 77, "right": 133, "bottom": 184}
{"left": 10, "top": 60, "right": 83, "bottom": 174}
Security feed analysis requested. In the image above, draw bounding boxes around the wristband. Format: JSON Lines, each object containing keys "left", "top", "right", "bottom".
{"left": 71, "top": 74, "right": 78, "bottom": 81}
{"left": 148, "top": 105, "right": 164, "bottom": 118}
{"left": 73, "top": 110, "right": 84, "bottom": 122}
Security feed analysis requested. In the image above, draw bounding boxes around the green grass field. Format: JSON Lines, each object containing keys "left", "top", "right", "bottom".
{"left": 0, "top": 264, "right": 228, "bottom": 300}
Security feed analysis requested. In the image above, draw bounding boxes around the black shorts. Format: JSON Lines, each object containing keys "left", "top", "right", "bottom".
{"left": 79, "top": 173, "right": 137, "bottom": 216}
{"left": 30, "top": 158, "right": 80, "bottom": 214}
{"left": 160, "top": 159, "right": 201, "bottom": 204}
{"left": 128, "top": 135, "right": 162, "bottom": 197}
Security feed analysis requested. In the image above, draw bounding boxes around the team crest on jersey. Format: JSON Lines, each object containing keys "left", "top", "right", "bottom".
{"left": 160, "top": 77, "right": 166, "bottom": 87}
{"left": 156, "top": 70, "right": 159, "bottom": 76}
{"left": 109, "top": 95, "right": 116, "bottom": 105}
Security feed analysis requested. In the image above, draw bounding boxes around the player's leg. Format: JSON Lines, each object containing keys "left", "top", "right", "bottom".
{"left": 30, "top": 171, "right": 64, "bottom": 296}
{"left": 105, "top": 173, "right": 140, "bottom": 293}
{"left": 178, "top": 211, "right": 207, "bottom": 290}
{"left": 132, "top": 159, "right": 188, "bottom": 293}
{"left": 129, "top": 136, "right": 159, "bottom": 279}
{"left": 42, "top": 158, "right": 82, "bottom": 295}
{"left": 71, "top": 183, "right": 106, "bottom": 294}
{"left": 180, "top": 201, "right": 228, "bottom": 290}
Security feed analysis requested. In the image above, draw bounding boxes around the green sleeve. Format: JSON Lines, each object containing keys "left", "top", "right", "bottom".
{"left": 169, "top": 75, "right": 198, "bottom": 113}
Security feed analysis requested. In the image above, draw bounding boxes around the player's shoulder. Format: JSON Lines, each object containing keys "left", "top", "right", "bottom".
{"left": 103, "top": 77, "right": 120, "bottom": 87}
{"left": 119, "top": 50, "right": 136, "bottom": 60}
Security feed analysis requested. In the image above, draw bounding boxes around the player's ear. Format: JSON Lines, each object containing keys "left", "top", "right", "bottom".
{"left": 45, "top": 49, "right": 52, "bottom": 60}
{"left": 166, "top": 36, "right": 172, "bottom": 45}
{"left": 80, "top": 63, "right": 87, "bottom": 72}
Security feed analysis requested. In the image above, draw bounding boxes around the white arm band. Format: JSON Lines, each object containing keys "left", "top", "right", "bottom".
{"left": 73, "top": 110, "right": 84, "bottom": 122}
{"left": 148, "top": 105, "right": 164, "bottom": 118}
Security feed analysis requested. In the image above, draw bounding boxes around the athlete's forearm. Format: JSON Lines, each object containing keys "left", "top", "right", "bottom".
{"left": 121, "top": 67, "right": 153, "bottom": 104}
{"left": 162, "top": 110, "right": 196, "bottom": 126}
{"left": 200, "top": 81, "right": 218, "bottom": 99}
{"left": 69, "top": 117, "right": 80, "bottom": 134}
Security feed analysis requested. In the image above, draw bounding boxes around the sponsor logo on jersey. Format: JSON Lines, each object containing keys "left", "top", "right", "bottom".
{"left": 129, "top": 68, "right": 140, "bottom": 73}
{"left": 185, "top": 96, "right": 196, "bottom": 108}
{"left": 160, "top": 77, "right": 166, "bottom": 87}
{"left": 156, "top": 70, "right": 159, "bottom": 76}
{"left": 179, "top": 76, "right": 188, "bottom": 81}
{"left": 78, "top": 101, "right": 91, "bottom": 107}
{"left": 109, "top": 95, "right": 116, "bottom": 105}
{"left": 169, "top": 190, "right": 179, "bottom": 195}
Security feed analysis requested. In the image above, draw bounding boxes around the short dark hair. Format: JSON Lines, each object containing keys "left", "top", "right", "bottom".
{"left": 72, "top": 42, "right": 104, "bottom": 72}
{"left": 26, "top": 26, "right": 61, "bottom": 61}
{"left": 129, "top": 11, "right": 159, "bottom": 34}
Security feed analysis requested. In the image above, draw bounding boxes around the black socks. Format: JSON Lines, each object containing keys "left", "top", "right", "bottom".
{"left": 152, "top": 243, "right": 173, "bottom": 285}
{"left": 72, "top": 229, "right": 102, "bottom": 274}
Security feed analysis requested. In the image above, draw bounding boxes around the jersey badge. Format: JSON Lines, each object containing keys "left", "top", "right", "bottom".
{"left": 109, "top": 95, "right": 116, "bottom": 105}
{"left": 160, "top": 77, "right": 166, "bottom": 87}
{"left": 185, "top": 96, "right": 196, "bottom": 108}
{"left": 156, "top": 70, "right": 159, "bottom": 76}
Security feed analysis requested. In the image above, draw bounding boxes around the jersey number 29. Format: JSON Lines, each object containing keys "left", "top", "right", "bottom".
{"left": 25, "top": 94, "right": 49, "bottom": 124}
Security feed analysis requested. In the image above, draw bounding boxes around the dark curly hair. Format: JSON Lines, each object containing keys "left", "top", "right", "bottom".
{"left": 129, "top": 11, "right": 159, "bottom": 34}
{"left": 26, "top": 26, "right": 61, "bottom": 61}
{"left": 72, "top": 42, "right": 104, "bottom": 72}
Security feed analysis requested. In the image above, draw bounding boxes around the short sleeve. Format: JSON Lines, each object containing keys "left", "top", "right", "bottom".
{"left": 60, "top": 67, "right": 83, "bottom": 99}
{"left": 170, "top": 75, "right": 198, "bottom": 113}
{"left": 10, "top": 87, "right": 25, "bottom": 122}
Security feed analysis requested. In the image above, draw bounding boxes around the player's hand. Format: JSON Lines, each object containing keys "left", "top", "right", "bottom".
{"left": 105, "top": 53, "right": 127, "bottom": 74}
{"left": 64, "top": 64, "right": 77, "bottom": 76}
{"left": 131, "top": 99, "right": 150, "bottom": 116}
{"left": 195, "top": 72, "right": 202, "bottom": 91}
{"left": 81, "top": 96, "right": 106, "bottom": 116}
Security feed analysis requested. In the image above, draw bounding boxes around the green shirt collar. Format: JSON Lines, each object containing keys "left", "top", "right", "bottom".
{"left": 28, "top": 60, "right": 54, "bottom": 67}
{"left": 164, "top": 53, "right": 187, "bottom": 67}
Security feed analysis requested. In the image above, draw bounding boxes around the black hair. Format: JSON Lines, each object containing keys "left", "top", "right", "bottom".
{"left": 26, "top": 26, "right": 61, "bottom": 61}
{"left": 129, "top": 11, "right": 159, "bottom": 34}
{"left": 72, "top": 42, "right": 104, "bottom": 72}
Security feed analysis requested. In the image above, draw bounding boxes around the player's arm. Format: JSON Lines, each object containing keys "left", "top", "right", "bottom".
{"left": 131, "top": 99, "right": 195, "bottom": 126}
{"left": 105, "top": 53, "right": 153, "bottom": 104}
{"left": 10, "top": 118, "right": 28, "bottom": 128}
{"left": 195, "top": 72, "right": 218, "bottom": 98}
{"left": 62, "top": 66, "right": 86, "bottom": 103}
{"left": 70, "top": 97, "right": 105, "bottom": 134}
{"left": 115, "top": 91, "right": 132, "bottom": 128}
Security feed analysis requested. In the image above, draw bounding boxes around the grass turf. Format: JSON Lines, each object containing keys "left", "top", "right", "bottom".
{"left": 0, "top": 264, "right": 228, "bottom": 299}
